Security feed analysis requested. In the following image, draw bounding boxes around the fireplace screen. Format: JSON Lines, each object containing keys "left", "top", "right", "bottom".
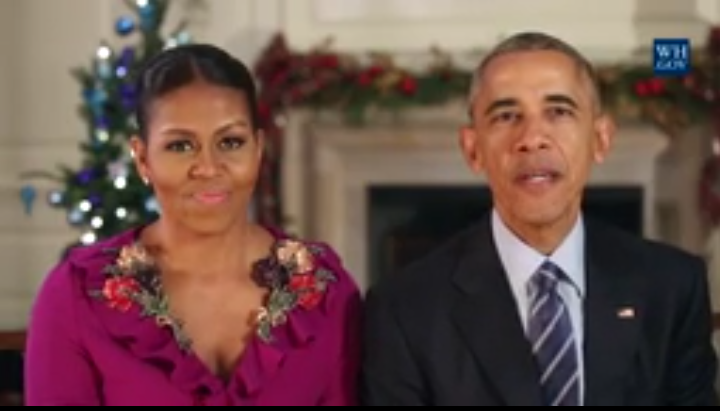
{"left": 368, "top": 185, "right": 643, "bottom": 284}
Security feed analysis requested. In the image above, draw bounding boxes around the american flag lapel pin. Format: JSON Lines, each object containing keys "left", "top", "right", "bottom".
{"left": 617, "top": 307, "right": 635, "bottom": 319}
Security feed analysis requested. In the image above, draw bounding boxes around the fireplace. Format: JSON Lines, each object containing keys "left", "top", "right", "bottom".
{"left": 281, "top": 105, "right": 669, "bottom": 291}
{"left": 368, "top": 185, "right": 643, "bottom": 283}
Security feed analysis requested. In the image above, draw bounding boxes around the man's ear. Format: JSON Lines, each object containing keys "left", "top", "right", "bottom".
{"left": 459, "top": 125, "right": 484, "bottom": 174}
{"left": 592, "top": 114, "right": 615, "bottom": 164}
{"left": 129, "top": 136, "right": 151, "bottom": 185}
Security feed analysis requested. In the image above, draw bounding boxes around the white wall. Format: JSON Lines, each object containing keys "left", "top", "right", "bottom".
{"left": 281, "top": 0, "right": 719, "bottom": 62}
{"left": 1, "top": 0, "right": 720, "bottom": 329}
{"left": 0, "top": 0, "right": 10, "bottom": 141}
{"left": 0, "top": 0, "right": 20, "bottom": 329}
{"left": 0, "top": 0, "right": 114, "bottom": 329}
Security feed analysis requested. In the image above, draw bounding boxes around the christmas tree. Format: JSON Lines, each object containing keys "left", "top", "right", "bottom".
{"left": 26, "top": 0, "right": 192, "bottom": 249}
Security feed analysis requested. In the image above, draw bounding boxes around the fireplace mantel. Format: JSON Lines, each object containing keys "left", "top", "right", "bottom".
{"left": 281, "top": 104, "right": 669, "bottom": 291}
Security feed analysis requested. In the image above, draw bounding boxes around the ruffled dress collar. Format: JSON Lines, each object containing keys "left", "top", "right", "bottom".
{"left": 71, "top": 226, "right": 338, "bottom": 401}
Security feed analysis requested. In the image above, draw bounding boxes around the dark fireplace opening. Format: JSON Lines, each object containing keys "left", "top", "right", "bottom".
{"left": 368, "top": 185, "right": 643, "bottom": 284}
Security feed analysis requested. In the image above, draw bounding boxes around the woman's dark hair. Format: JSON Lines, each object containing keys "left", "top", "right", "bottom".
{"left": 133, "top": 43, "right": 260, "bottom": 140}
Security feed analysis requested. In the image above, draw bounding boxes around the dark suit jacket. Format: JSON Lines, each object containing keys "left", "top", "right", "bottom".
{"left": 360, "top": 216, "right": 719, "bottom": 406}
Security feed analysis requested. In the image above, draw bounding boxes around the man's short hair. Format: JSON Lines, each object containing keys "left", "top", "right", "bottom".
{"left": 467, "top": 32, "right": 601, "bottom": 117}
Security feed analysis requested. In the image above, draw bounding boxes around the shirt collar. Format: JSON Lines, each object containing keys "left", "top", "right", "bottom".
{"left": 491, "top": 209, "right": 586, "bottom": 296}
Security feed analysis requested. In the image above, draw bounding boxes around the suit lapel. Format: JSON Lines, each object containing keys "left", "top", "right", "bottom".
{"left": 583, "top": 220, "right": 645, "bottom": 406}
{"left": 450, "top": 219, "right": 543, "bottom": 406}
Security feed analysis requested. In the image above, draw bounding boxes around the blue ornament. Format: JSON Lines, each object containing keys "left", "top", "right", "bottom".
{"left": 121, "top": 84, "right": 136, "bottom": 110}
{"left": 19, "top": 185, "right": 37, "bottom": 216}
{"left": 89, "top": 194, "right": 103, "bottom": 208}
{"left": 83, "top": 88, "right": 108, "bottom": 115}
{"left": 119, "top": 47, "right": 135, "bottom": 65}
{"left": 115, "top": 17, "right": 135, "bottom": 36}
{"left": 76, "top": 169, "right": 94, "bottom": 185}
{"left": 138, "top": 1, "right": 158, "bottom": 31}
{"left": 95, "top": 115, "right": 109, "bottom": 129}
{"left": 115, "top": 47, "right": 135, "bottom": 79}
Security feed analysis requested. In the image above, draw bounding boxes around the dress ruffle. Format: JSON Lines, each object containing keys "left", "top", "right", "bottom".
{"left": 70, "top": 226, "right": 339, "bottom": 401}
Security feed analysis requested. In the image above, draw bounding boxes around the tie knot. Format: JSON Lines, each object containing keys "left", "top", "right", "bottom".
{"left": 532, "top": 260, "right": 566, "bottom": 293}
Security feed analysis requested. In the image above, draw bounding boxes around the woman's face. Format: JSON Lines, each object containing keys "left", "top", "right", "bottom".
{"left": 130, "top": 80, "right": 263, "bottom": 235}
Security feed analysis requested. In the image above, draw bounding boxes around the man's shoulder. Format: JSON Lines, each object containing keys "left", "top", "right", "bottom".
{"left": 637, "top": 235, "right": 707, "bottom": 291}
{"left": 588, "top": 219, "right": 706, "bottom": 284}
{"left": 591, "top": 219, "right": 701, "bottom": 261}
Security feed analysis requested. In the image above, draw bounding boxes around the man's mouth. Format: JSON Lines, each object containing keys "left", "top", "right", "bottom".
{"left": 516, "top": 170, "right": 562, "bottom": 184}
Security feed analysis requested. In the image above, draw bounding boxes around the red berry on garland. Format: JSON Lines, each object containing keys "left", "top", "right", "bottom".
{"left": 399, "top": 77, "right": 417, "bottom": 95}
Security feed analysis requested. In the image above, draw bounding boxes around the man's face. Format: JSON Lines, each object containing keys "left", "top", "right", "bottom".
{"left": 459, "top": 50, "right": 614, "bottom": 229}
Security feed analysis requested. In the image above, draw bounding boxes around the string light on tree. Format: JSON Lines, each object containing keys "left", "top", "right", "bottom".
{"left": 95, "top": 129, "right": 110, "bottom": 143}
{"left": 116, "top": 208, "right": 128, "bottom": 220}
{"left": 48, "top": 191, "right": 63, "bottom": 207}
{"left": 79, "top": 200, "right": 92, "bottom": 213}
{"left": 96, "top": 44, "right": 112, "bottom": 60}
{"left": 81, "top": 231, "right": 97, "bottom": 245}
{"left": 91, "top": 217, "right": 104, "bottom": 229}
{"left": 114, "top": 177, "right": 128, "bottom": 190}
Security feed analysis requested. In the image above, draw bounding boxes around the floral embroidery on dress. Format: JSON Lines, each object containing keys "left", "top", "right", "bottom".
{"left": 90, "top": 237, "right": 335, "bottom": 350}
{"left": 90, "top": 243, "right": 192, "bottom": 350}
{"left": 251, "top": 239, "right": 336, "bottom": 342}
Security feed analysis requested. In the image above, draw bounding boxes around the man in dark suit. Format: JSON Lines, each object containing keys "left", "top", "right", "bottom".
{"left": 359, "top": 31, "right": 719, "bottom": 406}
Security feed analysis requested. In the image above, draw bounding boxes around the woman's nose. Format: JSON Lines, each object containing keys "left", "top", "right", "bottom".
{"left": 190, "top": 149, "right": 222, "bottom": 178}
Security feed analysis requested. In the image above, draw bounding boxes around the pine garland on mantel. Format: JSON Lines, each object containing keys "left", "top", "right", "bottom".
{"left": 252, "top": 28, "right": 720, "bottom": 228}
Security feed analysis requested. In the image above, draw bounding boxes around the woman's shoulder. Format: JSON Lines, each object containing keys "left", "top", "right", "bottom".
{"left": 305, "top": 238, "right": 360, "bottom": 301}
{"left": 27, "top": 229, "right": 141, "bottom": 348}
{"left": 35, "top": 228, "right": 141, "bottom": 303}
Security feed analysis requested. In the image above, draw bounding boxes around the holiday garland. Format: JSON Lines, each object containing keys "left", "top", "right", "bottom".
{"left": 252, "top": 28, "right": 720, "bottom": 228}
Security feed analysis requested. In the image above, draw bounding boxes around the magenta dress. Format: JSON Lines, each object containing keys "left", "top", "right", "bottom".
{"left": 24, "top": 227, "right": 362, "bottom": 406}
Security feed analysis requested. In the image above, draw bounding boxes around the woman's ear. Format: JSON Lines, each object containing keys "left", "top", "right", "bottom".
{"left": 129, "top": 136, "right": 151, "bottom": 185}
{"left": 254, "top": 129, "right": 265, "bottom": 161}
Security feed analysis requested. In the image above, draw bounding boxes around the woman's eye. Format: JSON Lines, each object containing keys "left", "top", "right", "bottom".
{"left": 219, "top": 137, "right": 246, "bottom": 151}
{"left": 166, "top": 140, "right": 194, "bottom": 152}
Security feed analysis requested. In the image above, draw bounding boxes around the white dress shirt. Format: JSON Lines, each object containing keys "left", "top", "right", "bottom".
{"left": 491, "top": 209, "right": 586, "bottom": 403}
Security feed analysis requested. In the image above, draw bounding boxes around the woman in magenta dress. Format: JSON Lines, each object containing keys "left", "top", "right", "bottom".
{"left": 24, "top": 44, "right": 362, "bottom": 406}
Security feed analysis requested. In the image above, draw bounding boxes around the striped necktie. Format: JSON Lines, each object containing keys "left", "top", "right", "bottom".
{"left": 527, "top": 260, "right": 581, "bottom": 406}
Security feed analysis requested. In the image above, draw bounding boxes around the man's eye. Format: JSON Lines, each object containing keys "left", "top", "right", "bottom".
{"left": 549, "top": 107, "right": 573, "bottom": 118}
{"left": 493, "top": 112, "right": 519, "bottom": 124}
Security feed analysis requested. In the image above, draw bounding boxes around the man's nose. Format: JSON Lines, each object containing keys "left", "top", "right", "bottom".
{"left": 514, "top": 116, "right": 551, "bottom": 153}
